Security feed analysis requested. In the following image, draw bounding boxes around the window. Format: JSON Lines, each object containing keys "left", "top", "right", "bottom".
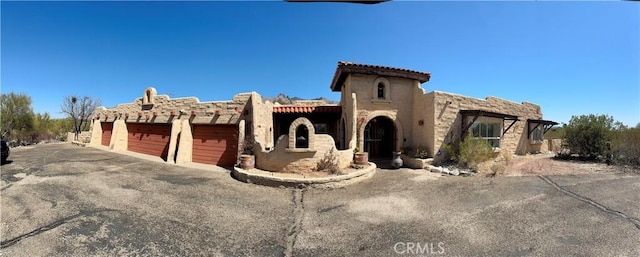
{"left": 313, "top": 123, "right": 328, "bottom": 134}
{"left": 295, "top": 125, "right": 309, "bottom": 148}
{"left": 377, "top": 83, "right": 385, "bottom": 99}
{"left": 470, "top": 122, "right": 501, "bottom": 148}
{"left": 372, "top": 77, "right": 390, "bottom": 102}
{"left": 531, "top": 125, "right": 543, "bottom": 142}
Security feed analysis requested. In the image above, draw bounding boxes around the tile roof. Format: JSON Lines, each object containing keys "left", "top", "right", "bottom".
{"left": 330, "top": 61, "right": 431, "bottom": 91}
{"left": 273, "top": 105, "right": 342, "bottom": 114}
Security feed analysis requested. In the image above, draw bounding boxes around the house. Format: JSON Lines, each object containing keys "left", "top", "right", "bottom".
{"left": 89, "top": 61, "right": 557, "bottom": 171}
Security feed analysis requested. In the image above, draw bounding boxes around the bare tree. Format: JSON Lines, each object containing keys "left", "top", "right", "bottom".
{"left": 61, "top": 95, "right": 102, "bottom": 141}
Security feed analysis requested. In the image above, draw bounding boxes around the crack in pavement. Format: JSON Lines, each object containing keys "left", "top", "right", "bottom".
{"left": 539, "top": 175, "right": 640, "bottom": 230}
{"left": 0, "top": 209, "right": 117, "bottom": 249}
{"left": 284, "top": 189, "right": 305, "bottom": 257}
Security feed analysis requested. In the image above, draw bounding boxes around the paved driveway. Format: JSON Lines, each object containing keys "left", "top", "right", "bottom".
{"left": 1, "top": 144, "right": 639, "bottom": 256}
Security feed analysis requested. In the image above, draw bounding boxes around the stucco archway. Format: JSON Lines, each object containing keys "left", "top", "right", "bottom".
{"left": 288, "top": 117, "right": 315, "bottom": 149}
{"left": 357, "top": 112, "right": 403, "bottom": 157}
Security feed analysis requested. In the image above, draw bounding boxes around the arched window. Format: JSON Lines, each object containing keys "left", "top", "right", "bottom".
{"left": 372, "top": 77, "right": 390, "bottom": 101}
{"left": 377, "top": 83, "right": 385, "bottom": 99}
{"left": 295, "top": 125, "right": 309, "bottom": 148}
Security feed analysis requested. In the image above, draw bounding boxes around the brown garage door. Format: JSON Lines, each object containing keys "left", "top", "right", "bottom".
{"left": 192, "top": 125, "right": 238, "bottom": 166}
{"left": 127, "top": 123, "right": 172, "bottom": 160}
{"left": 101, "top": 122, "right": 113, "bottom": 146}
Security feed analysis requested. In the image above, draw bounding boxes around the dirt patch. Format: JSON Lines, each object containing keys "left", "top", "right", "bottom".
{"left": 245, "top": 164, "right": 372, "bottom": 179}
{"left": 477, "top": 153, "right": 623, "bottom": 177}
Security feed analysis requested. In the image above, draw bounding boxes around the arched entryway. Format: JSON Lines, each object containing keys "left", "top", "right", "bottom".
{"left": 364, "top": 116, "right": 396, "bottom": 159}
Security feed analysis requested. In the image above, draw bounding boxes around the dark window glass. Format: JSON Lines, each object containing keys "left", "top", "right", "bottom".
{"left": 377, "top": 83, "right": 385, "bottom": 99}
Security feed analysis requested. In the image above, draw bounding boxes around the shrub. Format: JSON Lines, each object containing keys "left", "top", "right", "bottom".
{"left": 502, "top": 151, "right": 512, "bottom": 165}
{"left": 317, "top": 148, "right": 340, "bottom": 174}
{"left": 611, "top": 128, "right": 640, "bottom": 167}
{"left": 458, "top": 137, "right": 495, "bottom": 171}
{"left": 441, "top": 143, "right": 458, "bottom": 162}
{"left": 442, "top": 137, "right": 494, "bottom": 171}
{"left": 402, "top": 146, "right": 430, "bottom": 159}
{"left": 564, "top": 114, "right": 624, "bottom": 160}
{"left": 489, "top": 163, "right": 505, "bottom": 177}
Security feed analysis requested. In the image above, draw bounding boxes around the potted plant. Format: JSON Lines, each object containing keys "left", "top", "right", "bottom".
{"left": 239, "top": 137, "right": 255, "bottom": 170}
{"left": 353, "top": 147, "right": 369, "bottom": 165}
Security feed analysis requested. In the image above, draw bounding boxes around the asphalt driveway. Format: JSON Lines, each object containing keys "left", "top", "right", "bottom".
{"left": 1, "top": 143, "right": 639, "bottom": 256}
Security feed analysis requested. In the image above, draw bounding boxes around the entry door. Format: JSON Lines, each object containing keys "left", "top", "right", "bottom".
{"left": 364, "top": 118, "right": 394, "bottom": 159}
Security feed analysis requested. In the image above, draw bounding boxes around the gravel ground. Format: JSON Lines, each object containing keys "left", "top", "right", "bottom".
{"left": 2, "top": 143, "right": 639, "bottom": 256}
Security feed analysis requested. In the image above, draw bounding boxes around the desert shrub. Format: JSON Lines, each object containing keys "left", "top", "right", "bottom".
{"left": 317, "top": 148, "right": 340, "bottom": 174}
{"left": 441, "top": 143, "right": 458, "bottom": 162}
{"left": 611, "top": 128, "right": 640, "bottom": 167}
{"left": 402, "top": 146, "right": 430, "bottom": 159}
{"left": 501, "top": 151, "right": 512, "bottom": 165}
{"left": 489, "top": 163, "right": 505, "bottom": 177}
{"left": 564, "top": 114, "right": 624, "bottom": 160}
{"left": 458, "top": 137, "right": 495, "bottom": 171}
{"left": 442, "top": 137, "right": 494, "bottom": 171}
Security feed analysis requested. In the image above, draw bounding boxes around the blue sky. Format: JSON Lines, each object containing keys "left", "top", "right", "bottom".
{"left": 2, "top": 1, "right": 639, "bottom": 126}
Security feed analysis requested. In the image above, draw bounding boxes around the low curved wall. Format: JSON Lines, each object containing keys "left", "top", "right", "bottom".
{"left": 232, "top": 163, "right": 376, "bottom": 189}
{"left": 255, "top": 134, "right": 353, "bottom": 173}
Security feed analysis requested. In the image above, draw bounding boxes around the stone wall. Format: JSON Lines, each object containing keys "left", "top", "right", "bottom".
{"left": 67, "top": 131, "right": 92, "bottom": 143}
{"left": 430, "top": 91, "right": 543, "bottom": 161}
{"left": 255, "top": 134, "right": 353, "bottom": 173}
{"left": 94, "top": 89, "right": 251, "bottom": 125}
{"left": 90, "top": 87, "right": 254, "bottom": 166}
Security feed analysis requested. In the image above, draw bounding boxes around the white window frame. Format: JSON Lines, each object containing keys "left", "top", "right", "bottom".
{"left": 469, "top": 117, "right": 502, "bottom": 148}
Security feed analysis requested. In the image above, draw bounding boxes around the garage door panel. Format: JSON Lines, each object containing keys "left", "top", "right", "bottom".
{"left": 101, "top": 122, "right": 113, "bottom": 146}
{"left": 127, "top": 123, "right": 171, "bottom": 160}
{"left": 192, "top": 125, "right": 238, "bottom": 166}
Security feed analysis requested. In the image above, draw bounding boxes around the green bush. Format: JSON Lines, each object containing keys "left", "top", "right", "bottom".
{"left": 459, "top": 137, "right": 495, "bottom": 171}
{"left": 611, "top": 128, "right": 640, "bottom": 167}
{"left": 442, "top": 137, "right": 495, "bottom": 171}
{"left": 564, "top": 114, "right": 625, "bottom": 160}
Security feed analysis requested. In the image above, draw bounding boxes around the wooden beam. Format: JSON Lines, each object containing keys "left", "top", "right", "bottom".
{"left": 503, "top": 119, "right": 517, "bottom": 136}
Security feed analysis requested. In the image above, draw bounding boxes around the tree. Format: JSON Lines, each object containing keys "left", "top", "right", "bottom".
{"left": 0, "top": 93, "right": 35, "bottom": 143}
{"left": 61, "top": 95, "right": 102, "bottom": 141}
{"left": 33, "top": 112, "right": 53, "bottom": 141}
{"left": 564, "top": 114, "right": 623, "bottom": 159}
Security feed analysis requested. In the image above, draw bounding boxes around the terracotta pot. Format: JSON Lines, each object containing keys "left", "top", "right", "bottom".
{"left": 354, "top": 152, "right": 369, "bottom": 165}
{"left": 239, "top": 154, "right": 255, "bottom": 170}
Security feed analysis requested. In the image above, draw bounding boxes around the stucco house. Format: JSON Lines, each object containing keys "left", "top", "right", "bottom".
{"left": 89, "top": 61, "right": 557, "bottom": 171}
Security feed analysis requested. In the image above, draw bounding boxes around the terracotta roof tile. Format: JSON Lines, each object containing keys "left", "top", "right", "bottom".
{"left": 330, "top": 61, "right": 431, "bottom": 91}
{"left": 273, "top": 105, "right": 341, "bottom": 114}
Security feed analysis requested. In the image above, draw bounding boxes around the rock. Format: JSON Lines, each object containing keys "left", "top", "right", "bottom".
{"left": 430, "top": 166, "right": 443, "bottom": 173}
{"left": 449, "top": 168, "right": 460, "bottom": 176}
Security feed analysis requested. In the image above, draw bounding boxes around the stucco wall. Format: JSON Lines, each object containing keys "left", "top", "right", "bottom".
{"left": 430, "top": 91, "right": 543, "bottom": 161}
{"left": 348, "top": 74, "right": 418, "bottom": 152}
{"left": 250, "top": 93, "right": 275, "bottom": 150}
{"left": 340, "top": 76, "right": 357, "bottom": 150}
{"left": 411, "top": 85, "right": 435, "bottom": 155}
{"left": 255, "top": 134, "right": 353, "bottom": 173}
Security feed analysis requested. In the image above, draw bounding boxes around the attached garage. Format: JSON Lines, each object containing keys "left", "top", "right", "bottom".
{"left": 192, "top": 125, "right": 238, "bottom": 166}
{"left": 127, "top": 123, "right": 172, "bottom": 160}
{"left": 101, "top": 122, "right": 113, "bottom": 146}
